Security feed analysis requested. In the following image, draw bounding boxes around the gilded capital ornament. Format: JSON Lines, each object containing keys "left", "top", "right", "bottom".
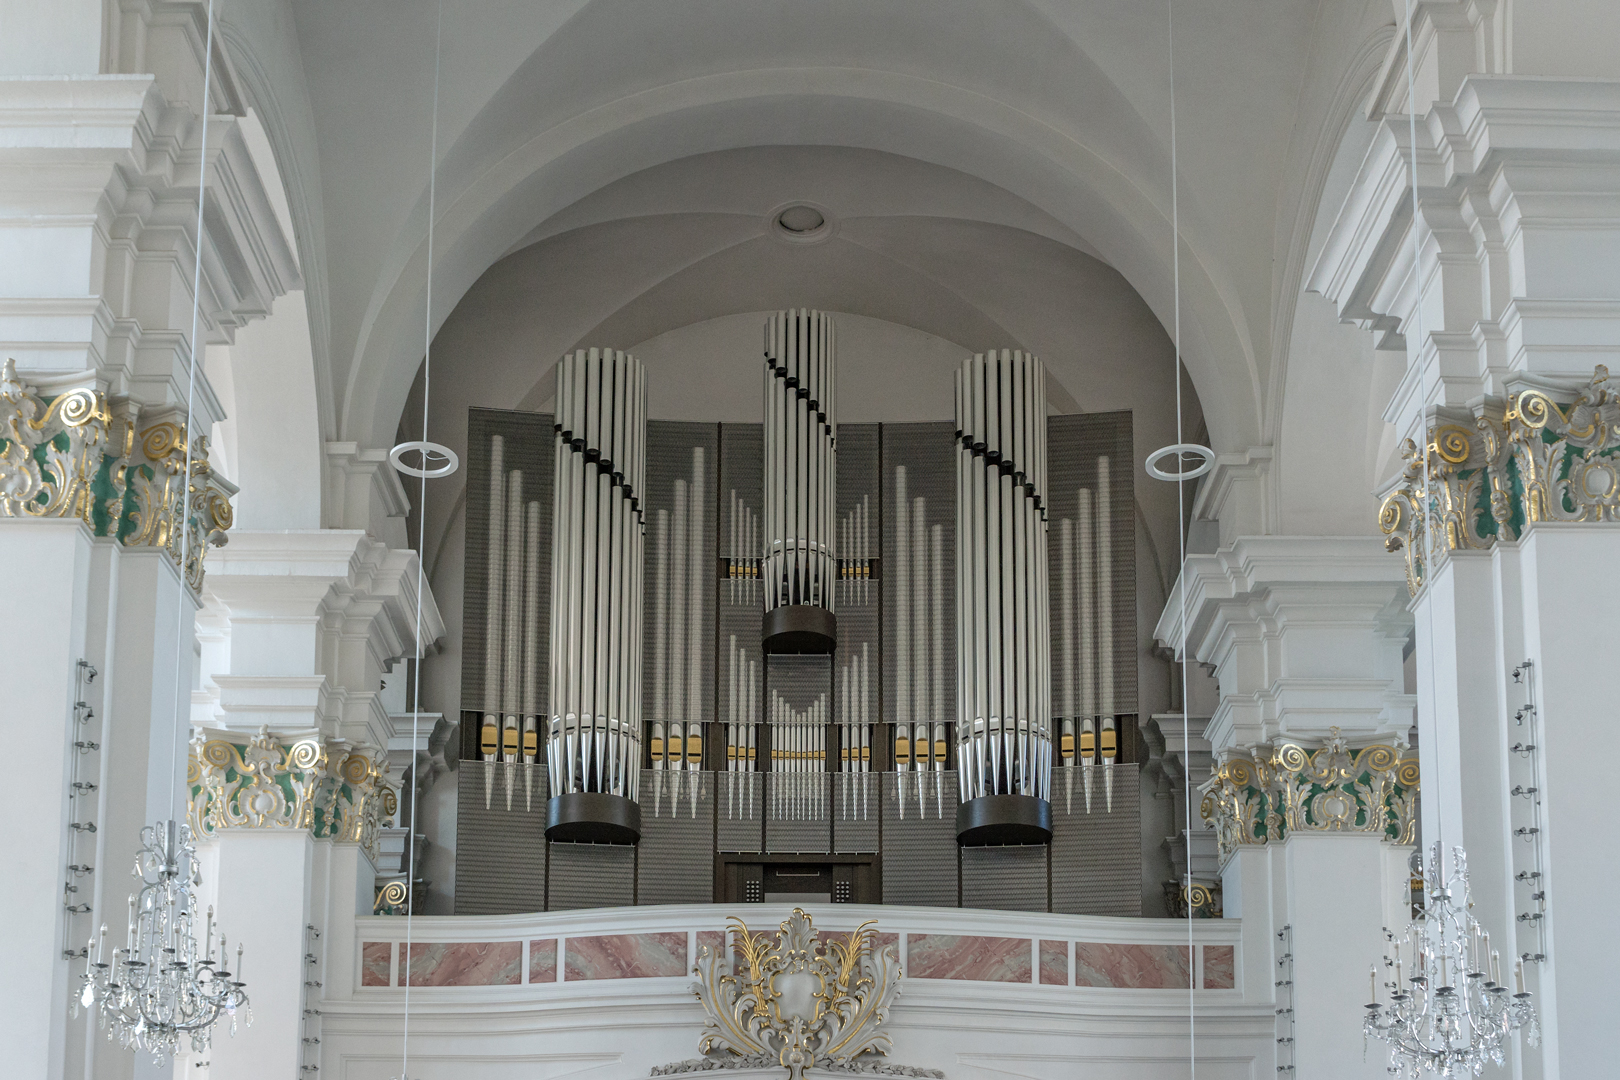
{"left": 122, "top": 419, "right": 237, "bottom": 590}
{"left": 1379, "top": 365, "right": 1619, "bottom": 595}
{"left": 0, "top": 358, "right": 131, "bottom": 530}
{"left": 0, "top": 358, "right": 236, "bottom": 587}
{"left": 1200, "top": 728, "right": 1418, "bottom": 863}
{"left": 189, "top": 728, "right": 396, "bottom": 863}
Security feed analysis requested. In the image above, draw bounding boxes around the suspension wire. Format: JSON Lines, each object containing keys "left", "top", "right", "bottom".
{"left": 400, "top": 4, "right": 443, "bottom": 1078}
{"left": 1402, "top": 0, "right": 1442, "bottom": 866}
{"left": 170, "top": 0, "right": 218, "bottom": 825}
{"left": 1167, "top": 1, "right": 1194, "bottom": 1075}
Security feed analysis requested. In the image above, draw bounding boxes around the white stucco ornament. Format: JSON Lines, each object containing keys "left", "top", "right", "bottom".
{"left": 653, "top": 909, "right": 941, "bottom": 1080}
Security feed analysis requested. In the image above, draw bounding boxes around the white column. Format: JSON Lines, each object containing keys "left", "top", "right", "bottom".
{"left": 0, "top": 521, "right": 91, "bottom": 1080}
{"left": 1159, "top": 535, "right": 1418, "bottom": 1080}
{"left": 1285, "top": 834, "right": 1408, "bottom": 1080}
{"left": 203, "top": 832, "right": 315, "bottom": 1080}
{"left": 1156, "top": 536, "right": 1416, "bottom": 751}
{"left": 0, "top": 16, "right": 296, "bottom": 1076}
{"left": 1309, "top": 26, "right": 1620, "bottom": 1069}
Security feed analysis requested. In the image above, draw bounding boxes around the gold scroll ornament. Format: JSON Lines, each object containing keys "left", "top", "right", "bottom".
{"left": 1379, "top": 365, "right": 1620, "bottom": 594}
{"left": 0, "top": 358, "right": 236, "bottom": 587}
{"left": 674, "top": 908, "right": 919, "bottom": 1080}
{"left": 1200, "top": 727, "right": 1418, "bottom": 863}
{"left": 189, "top": 728, "right": 395, "bottom": 863}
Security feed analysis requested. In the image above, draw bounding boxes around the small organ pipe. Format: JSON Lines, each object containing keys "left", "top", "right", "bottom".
{"left": 688, "top": 447, "right": 705, "bottom": 722}
{"left": 1078, "top": 489, "right": 1097, "bottom": 727}
{"left": 913, "top": 496, "right": 927, "bottom": 731}
{"left": 894, "top": 467, "right": 909, "bottom": 727}
{"left": 523, "top": 499, "right": 542, "bottom": 809}
{"left": 482, "top": 435, "right": 505, "bottom": 808}
{"left": 503, "top": 471, "right": 525, "bottom": 809}
{"left": 1097, "top": 457, "right": 1113, "bottom": 723}
{"left": 671, "top": 481, "right": 687, "bottom": 723}
{"left": 653, "top": 510, "right": 668, "bottom": 720}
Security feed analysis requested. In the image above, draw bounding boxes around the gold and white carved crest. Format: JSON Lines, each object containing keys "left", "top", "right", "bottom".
{"left": 655, "top": 909, "right": 940, "bottom": 1080}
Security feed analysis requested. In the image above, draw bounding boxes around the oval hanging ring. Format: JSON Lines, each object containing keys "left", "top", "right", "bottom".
{"left": 389, "top": 440, "right": 460, "bottom": 479}
{"left": 1144, "top": 443, "right": 1215, "bottom": 482}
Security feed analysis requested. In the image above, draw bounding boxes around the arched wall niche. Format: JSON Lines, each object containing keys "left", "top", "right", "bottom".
{"left": 404, "top": 145, "right": 1204, "bottom": 846}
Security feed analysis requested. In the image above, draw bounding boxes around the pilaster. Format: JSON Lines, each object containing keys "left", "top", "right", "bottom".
{"left": 1311, "top": 28, "right": 1620, "bottom": 1067}
{"left": 1155, "top": 535, "right": 1415, "bottom": 751}
{"left": 0, "top": 10, "right": 297, "bottom": 1075}
{"left": 199, "top": 529, "right": 441, "bottom": 750}
{"left": 0, "top": 519, "right": 91, "bottom": 1080}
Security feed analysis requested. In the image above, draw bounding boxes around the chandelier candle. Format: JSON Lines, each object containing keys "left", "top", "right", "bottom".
{"left": 545, "top": 348, "right": 647, "bottom": 844}
{"left": 762, "top": 309, "right": 838, "bottom": 652}
{"left": 79, "top": 821, "right": 248, "bottom": 1062}
{"left": 953, "top": 350, "right": 1053, "bottom": 845}
{"left": 1365, "top": 843, "right": 1538, "bottom": 1076}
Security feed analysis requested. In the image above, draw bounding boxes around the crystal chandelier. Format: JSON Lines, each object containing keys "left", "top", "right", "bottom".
{"left": 76, "top": 820, "right": 250, "bottom": 1062}
{"left": 1364, "top": 842, "right": 1537, "bottom": 1077}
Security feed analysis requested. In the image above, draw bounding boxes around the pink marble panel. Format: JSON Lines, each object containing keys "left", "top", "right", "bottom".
{"left": 565, "top": 932, "right": 688, "bottom": 980}
{"left": 873, "top": 932, "right": 900, "bottom": 962}
{"left": 696, "top": 931, "right": 725, "bottom": 961}
{"left": 1202, "top": 945, "right": 1235, "bottom": 990}
{"left": 405, "top": 942, "right": 521, "bottom": 987}
{"left": 1039, "top": 940, "right": 1069, "bottom": 985}
{"left": 1073, "top": 942, "right": 1191, "bottom": 989}
{"left": 529, "top": 939, "right": 558, "bottom": 983}
{"left": 361, "top": 942, "right": 392, "bottom": 987}
{"left": 906, "top": 934, "right": 1032, "bottom": 983}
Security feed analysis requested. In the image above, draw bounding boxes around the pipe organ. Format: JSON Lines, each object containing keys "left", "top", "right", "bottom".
{"left": 545, "top": 347, "right": 648, "bottom": 844}
{"left": 762, "top": 309, "right": 837, "bottom": 652}
{"left": 458, "top": 343, "right": 1139, "bottom": 913}
{"left": 953, "top": 350, "right": 1054, "bottom": 845}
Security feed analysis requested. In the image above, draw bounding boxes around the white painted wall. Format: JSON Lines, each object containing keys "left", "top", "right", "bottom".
{"left": 322, "top": 905, "right": 1260, "bottom": 1080}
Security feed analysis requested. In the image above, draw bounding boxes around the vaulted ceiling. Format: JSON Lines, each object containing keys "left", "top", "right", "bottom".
{"left": 227, "top": 0, "right": 1396, "bottom": 455}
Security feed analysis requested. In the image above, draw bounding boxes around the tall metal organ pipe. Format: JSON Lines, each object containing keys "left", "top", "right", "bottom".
{"left": 953, "top": 349, "right": 1053, "bottom": 845}
{"left": 545, "top": 347, "right": 647, "bottom": 844}
{"left": 761, "top": 309, "right": 837, "bottom": 652}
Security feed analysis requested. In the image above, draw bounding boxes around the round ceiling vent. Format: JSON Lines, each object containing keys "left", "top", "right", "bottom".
{"left": 771, "top": 203, "right": 833, "bottom": 244}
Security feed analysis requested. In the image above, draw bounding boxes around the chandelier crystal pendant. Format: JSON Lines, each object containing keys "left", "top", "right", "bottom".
{"left": 1365, "top": 842, "right": 1537, "bottom": 1078}
{"left": 77, "top": 820, "right": 250, "bottom": 1062}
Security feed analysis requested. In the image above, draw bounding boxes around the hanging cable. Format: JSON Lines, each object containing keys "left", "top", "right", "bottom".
{"left": 168, "top": 0, "right": 218, "bottom": 825}
{"left": 1402, "top": 0, "right": 1440, "bottom": 858}
{"left": 396, "top": 6, "right": 445, "bottom": 1079}
{"left": 1165, "top": 3, "right": 1196, "bottom": 1076}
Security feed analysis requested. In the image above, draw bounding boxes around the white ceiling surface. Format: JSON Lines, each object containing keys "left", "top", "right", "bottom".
{"left": 241, "top": 0, "right": 1396, "bottom": 456}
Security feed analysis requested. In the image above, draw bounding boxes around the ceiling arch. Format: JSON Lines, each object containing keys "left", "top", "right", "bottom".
{"left": 332, "top": 0, "right": 1264, "bottom": 454}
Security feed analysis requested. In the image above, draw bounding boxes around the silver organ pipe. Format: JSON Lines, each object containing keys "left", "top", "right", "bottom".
{"left": 545, "top": 347, "right": 647, "bottom": 844}
{"left": 954, "top": 349, "right": 1053, "bottom": 844}
{"left": 522, "top": 498, "right": 542, "bottom": 811}
{"left": 762, "top": 309, "right": 837, "bottom": 652}
{"left": 502, "top": 470, "right": 524, "bottom": 811}
{"left": 687, "top": 447, "right": 705, "bottom": 723}
{"left": 480, "top": 436, "right": 548, "bottom": 813}
{"left": 481, "top": 436, "right": 505, "bottom": 808}
{"left": 1078, "top": 486, "right": 1097, "bottom": 813}
{"left": 1096, "top": 456, "right": 1117, "bottom": 812}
